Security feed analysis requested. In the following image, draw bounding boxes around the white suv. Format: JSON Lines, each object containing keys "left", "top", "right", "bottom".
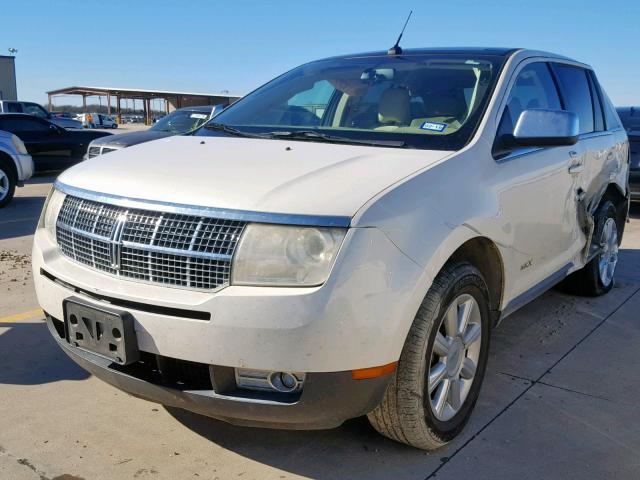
{"left": 33, "top": 48, "right": 629, "bottom": 449}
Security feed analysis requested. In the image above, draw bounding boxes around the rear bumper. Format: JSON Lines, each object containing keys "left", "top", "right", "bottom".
{"left": 46, "top": 314, "right": 391, "bottom": 429}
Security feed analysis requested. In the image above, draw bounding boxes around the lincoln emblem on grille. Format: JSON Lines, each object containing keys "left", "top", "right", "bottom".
{"left": 109, "top": 213, "right": 128, "bottom": 270}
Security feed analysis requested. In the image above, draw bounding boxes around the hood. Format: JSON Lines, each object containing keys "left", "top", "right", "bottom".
{"left": 58, "top": 135, "right": 453, "bottom": 218}
{"left": 89, "top": 129, "right": 172, "bottom": 148}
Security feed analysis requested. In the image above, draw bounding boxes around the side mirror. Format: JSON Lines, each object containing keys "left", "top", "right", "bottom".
{"left": 49, "top": 124, "right": 61, "bottom": 134}
{"left": 512, "top": 109, "right": 579, "bottom": 147}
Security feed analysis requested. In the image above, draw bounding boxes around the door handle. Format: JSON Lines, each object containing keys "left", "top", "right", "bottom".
{"left": 568, "top": 151, "right": 584, "bottom": 174}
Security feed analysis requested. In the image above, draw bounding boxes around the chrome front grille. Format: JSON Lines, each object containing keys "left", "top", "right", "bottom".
{"left": 56, "top": 195, "right": 245, "bottom": 290}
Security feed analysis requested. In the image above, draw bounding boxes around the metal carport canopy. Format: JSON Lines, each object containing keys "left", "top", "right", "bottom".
{"left": 46, "top": 85, "right": 243, "bottom": 122}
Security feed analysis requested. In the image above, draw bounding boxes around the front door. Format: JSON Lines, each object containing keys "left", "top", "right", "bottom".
{"left": 493, "top": 61, "right": 583, "bottom": 298}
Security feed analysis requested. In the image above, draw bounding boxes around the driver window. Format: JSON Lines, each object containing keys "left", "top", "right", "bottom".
{"left": 494, "top": 62, "right": 562, "bottom": 157}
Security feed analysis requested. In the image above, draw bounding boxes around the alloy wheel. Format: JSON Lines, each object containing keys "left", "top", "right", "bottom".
{"left": 0, "top": 169, "right": 9, "bottom": 201}
{"left": 598, "top": 217, "right": 618, "bottom": 288}
{"left": 427, "top": 293, "right": 482, "bottom": 421}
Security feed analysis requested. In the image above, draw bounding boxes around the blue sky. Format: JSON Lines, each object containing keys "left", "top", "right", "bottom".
{"left": 3, "top": 0, "right": 639, "bottom": 106}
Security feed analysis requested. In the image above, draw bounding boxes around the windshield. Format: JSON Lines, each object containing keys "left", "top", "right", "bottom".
{"left": 151, "top": 109, "right": 210, "bottom": 133}
{"left": 197, "top": 53, "right": 506, "bottom": 150}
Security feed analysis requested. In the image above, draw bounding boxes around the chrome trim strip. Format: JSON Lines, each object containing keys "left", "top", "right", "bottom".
{"left": 580, "top": 131, "right": 612, "bottom": 140}
{"left": 54, "top": 181, "right": 352, "bottom": 228}
{"left": 496, "top": 147, "right": 544, "bottom": 163}
{"left": 120, "top": 241, "right": 232, "bottom": 261}
{"left": 57, "top": 221, "right": 233, "bottom": 261}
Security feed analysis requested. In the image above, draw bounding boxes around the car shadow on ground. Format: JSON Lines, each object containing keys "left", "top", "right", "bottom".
{"left": 0, "top": 322, "right": 89, "bottom": 385}
{"left": 166, "top": 407, "right": 432, "bottom": 480}
{"left": 0, "top": 195, "right": 45, "bottom": 239}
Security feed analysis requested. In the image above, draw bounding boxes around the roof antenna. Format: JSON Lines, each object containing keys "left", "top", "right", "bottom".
{"left": 387, "top": 10, "right": 413, "bottom": 55}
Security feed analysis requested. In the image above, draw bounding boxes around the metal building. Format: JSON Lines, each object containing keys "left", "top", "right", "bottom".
{"left": 0, "top": 55, "right": 18, "bottom": 100}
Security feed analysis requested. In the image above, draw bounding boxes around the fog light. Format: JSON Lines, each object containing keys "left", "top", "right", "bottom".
{"left": 235, "top": 368, "right": 305, "bottom": 393}
{"left": 270, "top": 371, "right": 299, "bottom": 392}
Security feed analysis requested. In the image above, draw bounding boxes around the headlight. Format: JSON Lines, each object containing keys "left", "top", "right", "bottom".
{"left": 38, "top": 188, "right": 66, "bottom": 238}
{"left": 231, "top": 224, "right": 346, "bottom": 286}
{"left": 10, "top": 134, "right": 28, "bottom": 155}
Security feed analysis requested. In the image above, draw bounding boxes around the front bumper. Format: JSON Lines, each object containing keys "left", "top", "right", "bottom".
{"left": 45, "top": 313, "right": 391, "bottom": 429}
{"left": 12, "top": 152, "right": 34, "bottom": 182}
{"left": 33, "top": 225, "right": 427, "bottom": 373}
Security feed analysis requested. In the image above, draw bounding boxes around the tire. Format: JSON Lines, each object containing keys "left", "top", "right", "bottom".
{"left": 0, "top": 158, "right": 16, "bottom": 208}
{"left": 559, "top": 201, "right": 619, "bottom": 296}
{"left": 368, "top": 262, "right": 491, "bottom": 450}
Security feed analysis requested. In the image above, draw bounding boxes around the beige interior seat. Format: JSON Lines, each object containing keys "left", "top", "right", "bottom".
{"left": 375, "top": 87, "right": 411, "bottom": 131}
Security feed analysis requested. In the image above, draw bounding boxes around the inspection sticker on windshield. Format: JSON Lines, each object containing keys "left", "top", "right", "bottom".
{"left": 420, "top": 121, "right": 447, "bottom": 132}
{"left": 190, "top": 113, "right": 208, "bottom": 119}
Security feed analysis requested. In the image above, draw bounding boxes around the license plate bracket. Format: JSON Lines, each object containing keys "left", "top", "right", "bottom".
{"left": 63, "top": 297, "right": 139, "bottom": 365}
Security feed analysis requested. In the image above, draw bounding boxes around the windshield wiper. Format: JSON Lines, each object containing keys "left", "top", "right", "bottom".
{"left": 203, "top": 122, "right": 270, "bottom": 139}
{"left": 268, "top": 130, "right": 407, "bottom": 148}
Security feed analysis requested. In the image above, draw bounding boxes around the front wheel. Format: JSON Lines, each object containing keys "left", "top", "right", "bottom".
{"left": 0, "top": 160, "right": 16, "bottom": 208}
{"left": 368, "top": 262, "right": 491, "bottom": 450}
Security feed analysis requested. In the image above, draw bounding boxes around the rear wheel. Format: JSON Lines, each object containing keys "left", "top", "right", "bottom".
{"left": 0, "top": 159, "right": 16, "bottom": 208}
{"left": 560, "top": 201, "right": 619, "bottom": 296}
{"left": 368, "top": 262, "right": 491, "bottom": 450}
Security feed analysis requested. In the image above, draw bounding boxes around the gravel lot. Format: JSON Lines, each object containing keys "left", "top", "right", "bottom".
{"left": 1, "top": 177, "right": 639, "bottom": 480}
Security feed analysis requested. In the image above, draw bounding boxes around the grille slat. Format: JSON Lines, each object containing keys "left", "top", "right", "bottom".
{"left": 56, "top": 195, "right": 245, "bottom": 291}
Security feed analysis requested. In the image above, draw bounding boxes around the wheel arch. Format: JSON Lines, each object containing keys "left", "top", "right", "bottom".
{"left": 421, "top": 228, "right": 506, "bottom": 328}
{"left": 448, "top": 237, "right": 505, "bottom": 326}
{"left": 598, "top": 182, "right": 628, "bottom": 243}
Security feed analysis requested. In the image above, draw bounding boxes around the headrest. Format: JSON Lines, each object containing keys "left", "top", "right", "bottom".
{"left": 378, "top": 87, "right": 411, "bottom": 125}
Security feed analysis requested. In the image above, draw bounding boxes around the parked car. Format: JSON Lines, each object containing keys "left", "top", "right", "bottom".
{"left": 0, "top": 100, "right": 83, "bottom": 129}
{"left": 0, "top": 129, "right": 33, "bottom": 207}
{"left": 616, "top": 106, "right": 639, "bottom": 201}
{"left": 77, "top": 113, "right": 118, "bottom": 129}
{"left": 0, "top": 114, "right": 112, "bottom": 172}
{"left": 34, "top": 48, "right": 629, "bottom": 450}
{"left": 85, "top": 104, "right": 225, "bottom": 158}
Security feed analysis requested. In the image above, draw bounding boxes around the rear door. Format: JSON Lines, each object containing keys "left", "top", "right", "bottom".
{"left": 551, "top": 64, "right": 624, "bottom": 226}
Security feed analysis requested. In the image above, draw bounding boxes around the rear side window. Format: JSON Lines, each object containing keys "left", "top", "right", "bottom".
{"left": 4, "top": 102, "right": 23, "bottom": 113}
{"left": 602, "top": 95, "right": 622, "bottom": 131}
{"left": 553, "top": 65, "right": 594, "bottom": 134}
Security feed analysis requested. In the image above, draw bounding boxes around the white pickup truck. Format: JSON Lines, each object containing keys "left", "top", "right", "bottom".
{"left": 33, "top": 47, "right": 629, "bottom": 449}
